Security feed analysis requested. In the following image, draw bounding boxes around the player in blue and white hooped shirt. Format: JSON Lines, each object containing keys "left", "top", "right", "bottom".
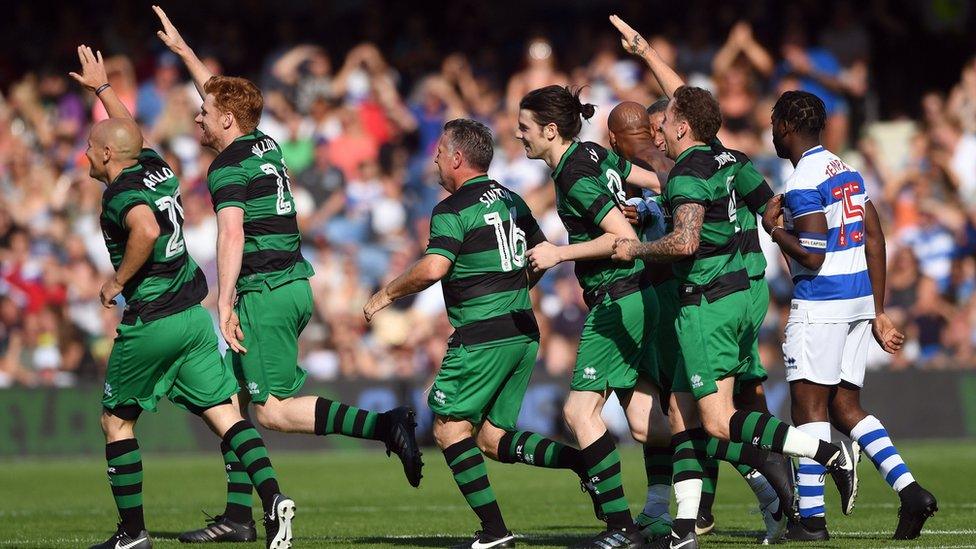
{"left": 762, "top": 90, "right": 938, "bottom": 541}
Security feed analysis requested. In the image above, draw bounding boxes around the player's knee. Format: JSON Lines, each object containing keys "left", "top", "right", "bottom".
{"left": 702, "top": 414, "right": 730, "bottom": 440}
{"left": 563, "top": 403, "right": 591, "bottom": 435}
{"left": 100, "top": 409, "right": 136, "bottom": 441}
{"left": 253, "top": 405, "right": 283, "bottom": 432}
{"left": 791, "top": 400, "right": 827, "bottom": 425}
{"left": 432, "top": 423, "right": 461, "bottom": 451}
{"left": 628, "top": 419, "right": 648, "bottom": 444}
{"left": 476, "top": 434, "right": 499, "bottom": 459}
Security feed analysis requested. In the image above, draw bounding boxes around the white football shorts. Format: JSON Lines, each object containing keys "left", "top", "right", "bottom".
{"left": 783, "top": 317, "right": 872, "bottom": 387}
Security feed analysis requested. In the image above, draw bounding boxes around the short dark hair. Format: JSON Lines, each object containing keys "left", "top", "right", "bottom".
{"left": 443, "top": 118, "right": 494, "bottom": 171}
{"left": 519, "top": 85, "right": 595, "bottom": 140}
{"left": 646, "top": 98, "right": 669, "bottom": 116}
{"left": 772, "top": 90, "right": 826, "bottom": 136}
{"left": 671, "top": 86, "right": 722, "bottom": 143}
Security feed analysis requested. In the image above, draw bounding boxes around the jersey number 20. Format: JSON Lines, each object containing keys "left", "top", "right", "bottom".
{"left": 155, "top": 192, "right": 185, "bottom": 258}
{"left": 484, "top": 209, "right": 526, "bottom": 272}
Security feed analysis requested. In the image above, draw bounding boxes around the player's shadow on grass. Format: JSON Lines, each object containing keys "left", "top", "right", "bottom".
{"left": 347, "top": 534, "right": 585, "bottom": 547}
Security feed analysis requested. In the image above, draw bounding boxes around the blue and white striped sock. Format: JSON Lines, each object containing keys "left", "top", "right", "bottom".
{"left": 850, "top": 415, "right": 916, "bottom": 492}
{"left": 796, "top": 422, "right": 830, "bottom": 518}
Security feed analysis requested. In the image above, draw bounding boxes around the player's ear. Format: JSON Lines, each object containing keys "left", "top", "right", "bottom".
{"left": 545, "top": 122, "right": 557, "bottom": 141}
{"left": 452, "top": 148, "right": 463, "bottom": 170}
{"left": 222, "top": 111, "right": 234, "bottom": 131}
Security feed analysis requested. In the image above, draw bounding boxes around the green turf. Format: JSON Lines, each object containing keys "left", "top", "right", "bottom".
{"left": 3, "top": 440, "right": 974, "bottom": 548}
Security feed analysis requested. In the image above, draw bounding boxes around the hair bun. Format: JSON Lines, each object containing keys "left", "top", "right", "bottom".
{"left": 579, "top": 102, "right": 596, "bottom": 120}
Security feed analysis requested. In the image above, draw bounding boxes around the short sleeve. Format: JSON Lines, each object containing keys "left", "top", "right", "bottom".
{"left": 785, "top": 187, "right": 824, "bottom": 218}
{"left": 208, "top": 164, "right": 248, "bottom": 212}
{"left": 425, "top": 205, "right": 463, "bottom": 262}
{"left": 735, "top": 162, "right": 774, "bottom": 214}
{"left": 606, "top": 148, "right": 633, "bottom": 179}
{"left": 566, "top": 176, "right": 616, "bottom": 226}
{"left": 665, "top": 174, "right": 712, "bottom": 209}
{"left": 105, "top": 189, "right": 152, "bottom": 229}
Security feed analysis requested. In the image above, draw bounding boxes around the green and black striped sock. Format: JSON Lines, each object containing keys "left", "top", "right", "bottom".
{"left": 105, "top": 438, "right": 144, "bottom": 537}
{"left": 728, "top": 411, "right": 791, "bottom": 454}
{"left": 497, "top": 430, "right": 581, "bottom": 470}
{"left": 443, "top": 437, "right": 508, "bottom": 537}
{"left": 643, "top": 442, "right": 673, "bottom": 488}
{"left": 314, "top": 398, "right": 387, "bottom": 440}
{"left": 223, "top": 421, "right": 280, "bottom": 513}
{"left": 580, "top": 431, "right": 632, "bottom": 530}
{"left": 699, "top": 458, "right": 719, "bottom": 516}
{"left": 220, "top": 441, "right": 253, "bottom": 523}
{"left": 706, "top": 436, "right": 766, "bottom": 474}
{"left": 641, "top": 442, "right": 673, "bottom": 518}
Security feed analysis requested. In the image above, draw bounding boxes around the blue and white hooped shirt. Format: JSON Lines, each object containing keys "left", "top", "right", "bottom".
{"left": 783, "top": 146, "right": 876, "bottom": 323}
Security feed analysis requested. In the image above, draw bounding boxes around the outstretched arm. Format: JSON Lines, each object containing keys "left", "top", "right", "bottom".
{"left": 153, "top": 5, "right": 213, "bottom": 97}
{"left": 69, "top": 45, "right": 133, "bottom": 120}
{"left": 526, "top": 205, "right": 638, "bottom": 271}
{"left": 364, "top": 254, "right": 452, "bottom": 321}
{"left": 610, "top": 14, "right": 685, "bottom": 98}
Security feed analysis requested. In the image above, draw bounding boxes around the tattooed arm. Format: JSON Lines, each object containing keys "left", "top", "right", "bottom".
{"left": 612, "top": 203, "right": 703, "bottom": 262}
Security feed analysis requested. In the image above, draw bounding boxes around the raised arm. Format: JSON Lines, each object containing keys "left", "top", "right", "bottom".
{"left": 364, "top": 254, "right": 452, "bottom": 321}
{"left": 153, "top": 5, "right": 213, "bottom": 97}
{"left": 69, "top": 45, "right": 133, "bottom": 120}
{"left": 610, "top": 14, "right": 685, "bottom": 98}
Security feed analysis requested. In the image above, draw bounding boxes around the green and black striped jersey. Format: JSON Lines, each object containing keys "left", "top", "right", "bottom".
{"left": 208, "top": 130, "right": 314, "bottom": 293}
{"left": 551, "top": 141, "right": 644, "bottom": 299}
{"left": 100, "top": 148, "right": 207, "bottom": 324}
{"left": 425, "top": 175, "right": 545, "bottom": 347}
{"left": 711, "top": 141, "right": 774, "bottom": 279}
{"left": 663, "top": 144, "right": 750, "bottom": 288}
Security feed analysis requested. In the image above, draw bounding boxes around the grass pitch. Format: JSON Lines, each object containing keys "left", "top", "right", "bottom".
{"left": 3, "top": 440, "right": 974, "bottom": 548}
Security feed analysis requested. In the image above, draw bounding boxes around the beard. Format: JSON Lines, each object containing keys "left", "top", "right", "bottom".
{"left": 772, "top": 135, "right": 788, "bottom": 159}
{"left": 199, "top": 125, "right": 218, "bottom": 150}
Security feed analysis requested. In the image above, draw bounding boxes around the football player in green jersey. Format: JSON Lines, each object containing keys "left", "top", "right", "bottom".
{"left": 609, "top": 100, "right": 795, "bottom": 543}
{"left": 151, "top": 6, "right": 422, "bottom": 541}
{"left": 610, "top": 15, "right": 858, "bottom": 549}
{"left": 71, "top": 45, "right": 294, "bottom": 549}
{"left": 366, "top": 119, "right": 595, "bottom": 549}
{"left": 516, "top": 84, "right": 664, "bottom": 549}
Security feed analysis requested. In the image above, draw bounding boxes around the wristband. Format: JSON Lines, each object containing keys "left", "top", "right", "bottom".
{"left": 769, "top": 225, "right": 781, "bottom": 238}
{"left": 95, "top": 83, "right": 111, "bottom": 96}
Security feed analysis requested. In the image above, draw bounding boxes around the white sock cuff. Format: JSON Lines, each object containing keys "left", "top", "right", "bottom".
{"left": 797, "top": 421, "right": 832, "bottom": 441}
{"left": 673, "top": 478, "right": 703, "bottom": 520}
{"left": 850, "top": 414, "right": 883, "bottom": 440}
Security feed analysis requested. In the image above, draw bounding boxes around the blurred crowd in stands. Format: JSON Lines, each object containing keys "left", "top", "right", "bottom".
{"left": 1, "top": 0, "right": 975, "bottom": 388}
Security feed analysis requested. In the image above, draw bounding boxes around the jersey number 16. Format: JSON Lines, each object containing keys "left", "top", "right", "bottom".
{"left": 484, "top": 209, "right": 526, "bottom": 272}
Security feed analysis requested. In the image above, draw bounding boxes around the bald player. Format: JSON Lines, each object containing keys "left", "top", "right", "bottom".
{"left": 608, "top": 100, "right": 793, "bottom": 543}
{"left": 72, "top": 45, "right": 296, "bottom": 549}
